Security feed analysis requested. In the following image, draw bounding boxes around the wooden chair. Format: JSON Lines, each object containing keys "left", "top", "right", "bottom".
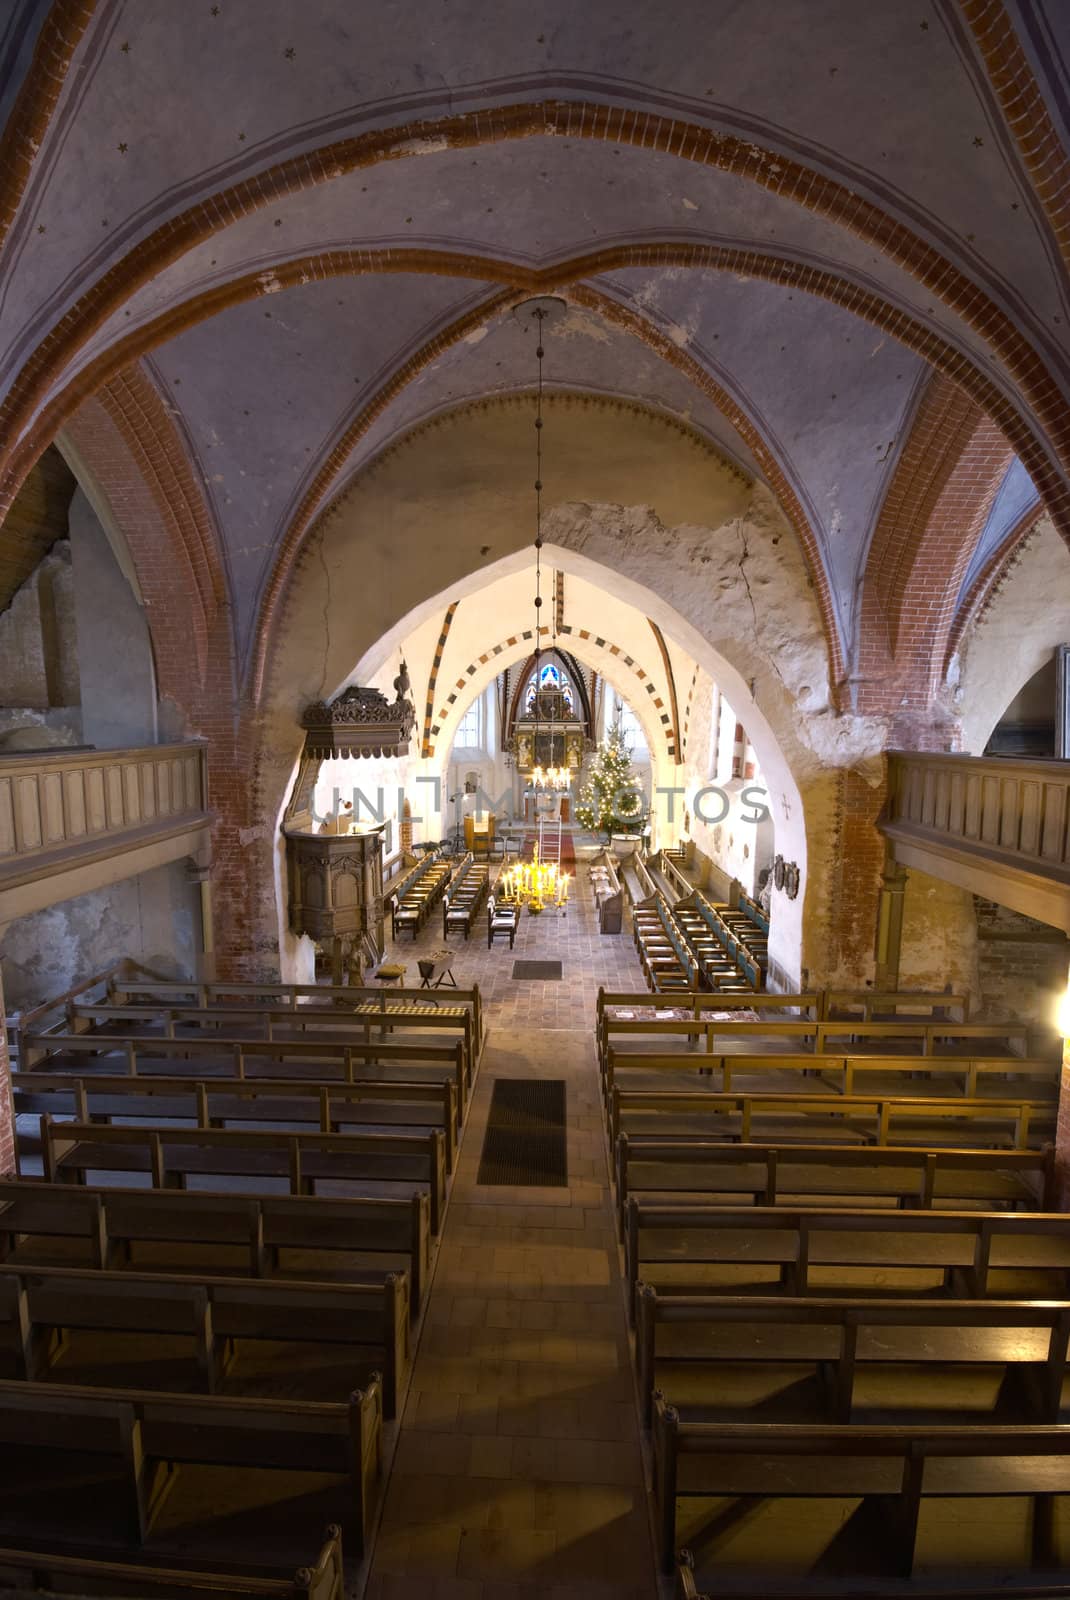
{"left": 486, "top": 895, "right": 519, "bottom": 949}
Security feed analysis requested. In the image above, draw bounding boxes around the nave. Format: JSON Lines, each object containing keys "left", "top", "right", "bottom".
{"left": 1, "top": 852, "right": 1068, "bottom": 1598}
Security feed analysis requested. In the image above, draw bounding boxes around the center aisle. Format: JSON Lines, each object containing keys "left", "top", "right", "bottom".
{"left": 364, "top": 859, "right": 658, "bottom": 1598}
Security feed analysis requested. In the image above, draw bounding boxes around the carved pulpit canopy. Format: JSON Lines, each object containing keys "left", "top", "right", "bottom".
{"left": 300, "top": 662, "right": 416, "bottom": 760}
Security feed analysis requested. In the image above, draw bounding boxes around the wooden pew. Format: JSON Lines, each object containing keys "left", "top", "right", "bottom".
{"left": 652, "top": 1396, "right": 1070, "bottom": 1577}
{"left": 0, "top": 1179, "right": 422, "bottom": 1291}
{"left": 41, "top": 1120, "right": 449, "bottom": 1234}
{"left": 21, "top": 1032, "right": 472, "bottom": 1118}
{"left": 589, "top": 850, "right": 624, "bottom": 934}
{"left": 0, "top": 1262, "right": 410, "bottom": 1418}
{"left": 608, "top": 1087, "right": 1055, "bottom": 1156}
{"left": 389, "top": 853, "right": 451, "bottom": 939}
{"left": 13, "top": 1071, "right": 459, "bottom": 1173}
{"left": 599, "top": 1016, "right": 1036, "bottom": 1060}
{"left": 602, "top": 1048, "right": 1058, "bottom": 1103}
{"left": 615, "top": 1139, "right": 1053, "bottom": 1232}
{"left": 635, "top": 1286, "right": 1070, "bottom": 1427}
{"left": 104, "top": 976, "right": 485, "bottom": 1046}
{"left": 0, "top": 1524, "right": 344, "bottom": 1597}
{"left": 624, "top": 1202, "right": 1070, "bottom": 1311}
{"left": 0, "top": 1182, "right": 432, "bottom": 1311}
{"left": 39, "top": 1003, "right": 478, "bottom": 1070}
{"left": 0, "top": 1377, "right": 382, "bottom": 1558}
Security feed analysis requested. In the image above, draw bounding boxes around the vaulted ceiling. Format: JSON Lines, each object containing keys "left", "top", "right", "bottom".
{"left": 1, "top": 0, "right": 1066, "bottom": 713}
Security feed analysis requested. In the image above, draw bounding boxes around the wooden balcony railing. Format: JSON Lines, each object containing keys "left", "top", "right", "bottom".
{"left": 880, "top": 751, "right": 1070, "bottom": 931}
{"left": 0, "top": 743, "right": 212, "bottom": 923}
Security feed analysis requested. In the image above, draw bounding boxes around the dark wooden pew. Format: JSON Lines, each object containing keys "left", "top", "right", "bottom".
{"left": 616, "top": 1138, "right": 1054, "bottom": 1234}
{"left": 653, "top": 1396, "right": 1070, "bottom": 1576}
{"left": 0, "top": 1524, "right": 343, "bottom": 1597}
{"left": 608, "top": 1087, "right": 1054, "bottom": 1155}
{"left": 41, "top": 1119, "right": 448, "bottom": 1233}
{"left": 624, "top": 1202, "right": 1070, "bottom": 1312}
{"left": 0, "top": 1377, "right": 382, "bottom": 1558}
{"left": 0, "top": 1262, "right": 409, "bottom": 1418}
{"left": 22, "top": 1031, "right": 472, "bottom": 1119}
{"left": 0, "top": 1181, "right": 432, "bottom": 1312}
{"left": 635, "top": 1285, "right": 1070, "bottom": 1426}
{"left": 14, "top": 1071, "right": 459, "bottom": 1173}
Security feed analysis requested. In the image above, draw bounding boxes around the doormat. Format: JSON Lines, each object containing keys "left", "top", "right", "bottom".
{"left": 511, "top": 960, "right": 563, "bottom": 980}
{"left": 477, "top": 1078, "right": 567, "bottom": 1186}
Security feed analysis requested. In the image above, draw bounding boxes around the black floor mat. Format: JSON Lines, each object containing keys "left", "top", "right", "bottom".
{"left": 477, "top": 1078, "right": 568, "bottom": 1186}
{"left": 511, "top": 960, "right": 563, "bottom": 980}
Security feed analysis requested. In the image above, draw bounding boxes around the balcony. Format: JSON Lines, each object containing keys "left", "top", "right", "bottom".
{"left": 0, "top": 743, "right": 212, "bottom": 925}
{"left": 880, "top": 752, "right": 1070, "bottom": 931}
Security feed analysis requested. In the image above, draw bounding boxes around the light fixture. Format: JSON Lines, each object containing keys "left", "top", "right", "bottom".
{"left": 518, "top": 297, "right": 570, "bottom": 795}
{"left": 1056, "top": 982, "right": 1070, "bottom": 1039}
{"left": 499, "top": 844, "right": 570, "bottom": 915}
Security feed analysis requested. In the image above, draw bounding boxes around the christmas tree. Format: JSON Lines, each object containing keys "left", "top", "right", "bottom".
{"left": 575, "top": 722, "right": 645, "bottom": 837}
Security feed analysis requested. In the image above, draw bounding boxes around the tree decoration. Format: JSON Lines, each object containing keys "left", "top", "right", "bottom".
{"left": 575, "top": 722, "right": 645, "bottom": 837}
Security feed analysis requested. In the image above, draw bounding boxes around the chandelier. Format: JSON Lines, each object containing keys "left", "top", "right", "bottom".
{"left": 523, "top": 298, "right": 570, "bottom": 796}
{"left": 499, "top": 843, "right": 570, "bottom": 914}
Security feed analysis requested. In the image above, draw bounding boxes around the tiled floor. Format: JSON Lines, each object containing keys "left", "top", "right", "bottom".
{"left": 364, "top": 854, "right": 659, "bottom": 1598}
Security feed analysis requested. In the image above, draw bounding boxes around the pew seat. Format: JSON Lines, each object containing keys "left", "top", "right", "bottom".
{"left": 0, "top": 1377, "right": 381, "bottom": 1563}
{"left": 0, "top": 1182, "right": 432, "bottom": 1312}
{"left": 636, "top": 1287, "right": 1070, "bottom": 1427}
{"left": 0, "top": 1525, "right": 343, "bottom": 1597}
{"left": 0, "top": 1262, "right": 410, "bottom": 1418}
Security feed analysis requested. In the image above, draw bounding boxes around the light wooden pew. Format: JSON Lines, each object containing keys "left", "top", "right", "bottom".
{"left": 635, "top": 1286, "right": 1070, "bottom": 1427}
{"left": 603, "top": 1048, "right": 1058, "bottom": 1103}
{"left": 0, "top": 1377, "right": 382, "bottom": 1558}
{"left": 653, "top": 1397, "right": 1070, "bottom": 1577}
{"left": 41, "top": 1119, "right": 448, "bottom": 1233}
{"left": 599, "top": 1016, "right": 1035, "bottom": 1061}
{"left": 44, "top": 1003, "right": 478, "bottom": 1072}
{"left": 0, "top": 1181, "right": 431, "bottom": 1311}
{"left": 13, "top": 1071, "right": 459, "bottom": 1173}
{"left": 608, "top": 1087, "right": 1055, "bottom": 1155}
{"left": 0, "top": 1262, "right": 409, "bottom": 1418}
{"left": 616, "top": 1140, "right": 1053, "bottom": 1234}
{"left": 0, "top": 1524, "right": 343, "bottom": 1597}
{"left": 21, "top": 1032, "right": 472, "bottom": 1117}
{"left": 106, "top": 976, "right": 485, "bottom": 1045}
{"left": 624, "top": 1202, "right": 1070, "bottom": 1310}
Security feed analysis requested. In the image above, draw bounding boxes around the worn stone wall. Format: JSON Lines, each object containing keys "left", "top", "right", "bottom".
{"left": 0, "top": 537, "right": 81, "bottom": 744}
{"left": 897, "top": 867, "right": 980, "bottom": 1000}
{"left": 68, "top": 490, "right": 157, "bottom": 749}
{"left": 0, "top": 862, "right": 199, "bottom": 1013}
{"left": 972, "top": 897, "right": 1069, "bottom": 1024}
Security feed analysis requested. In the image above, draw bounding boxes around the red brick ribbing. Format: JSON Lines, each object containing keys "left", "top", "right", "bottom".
{"left": 6, "top": 237, "right": 1068, "bottom": 712}
{"left": 64, "top": 376, "right": 258, "bottom": 981}
{"left": 960, "top": 0, "right": 1070, "bottom": 275}
{"left": 0, "top": 0, "right": 97, "bottom": 256}
{"left": 646, "top": 618, "right": 682, "bottom": 764}
{"left": 856, "top": 373, "right": 1014, "bottom": 712}
{"left": 2, "top": 99, "right": 1069, "bottom": 548}
{"left": 91, "top": 364, "right": 228, "bottom": 681}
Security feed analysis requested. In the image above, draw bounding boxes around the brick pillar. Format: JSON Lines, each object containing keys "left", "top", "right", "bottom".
{"left": 0, "top": 966, "right": 16, "bottom": 1178}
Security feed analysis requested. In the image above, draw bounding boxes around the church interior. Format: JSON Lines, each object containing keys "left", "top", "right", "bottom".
{"left": 2, "top": 2, "right": 1070, "bottom": 1596}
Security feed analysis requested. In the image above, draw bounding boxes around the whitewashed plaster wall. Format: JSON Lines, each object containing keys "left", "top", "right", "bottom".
{"left": 954, "top": 516, "right": 1070, "bottom": 754}
{"left": 258, "top": 398, "right": 895, "bottom": 988}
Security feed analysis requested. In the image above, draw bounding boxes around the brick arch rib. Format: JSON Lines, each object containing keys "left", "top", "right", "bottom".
{"left": 0, "top": 0, "right": 97, "bottom": 256}
{"left": 960, "top": 0, "right": 1070, "bottom": 276}
{"left": 856, "top": 372, "right": 1014, "bottom": 713}
{"left": 421, "top": 601, "right": 459, "bottom": 758}
{"left": 3, "top": 94, "right": 1070, "bottom": 586}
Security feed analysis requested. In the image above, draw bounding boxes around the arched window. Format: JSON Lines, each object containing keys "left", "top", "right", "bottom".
{"left": 524, "top": 659, "right": 575, "bottom": 715}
